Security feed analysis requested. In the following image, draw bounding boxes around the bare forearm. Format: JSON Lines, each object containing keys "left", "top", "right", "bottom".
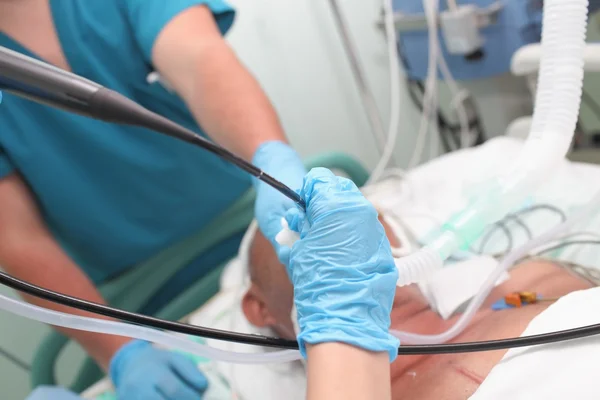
{"left": 306, "top": 343, "right": 391, "bottom": 400}
{"left": 187, "top": 42, "right": 288, "bottom": 161}
{"left": 0, "top": 236, "right": 129, "bottom": 370}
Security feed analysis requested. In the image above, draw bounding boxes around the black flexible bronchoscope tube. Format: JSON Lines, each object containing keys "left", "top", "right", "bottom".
{"left": 0, "top": 45, "right": 305, "bottom": 209}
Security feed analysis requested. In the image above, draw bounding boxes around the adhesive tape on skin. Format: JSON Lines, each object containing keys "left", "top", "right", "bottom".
{"left": 275, "top": 217, "right": 300, "bottom": 248}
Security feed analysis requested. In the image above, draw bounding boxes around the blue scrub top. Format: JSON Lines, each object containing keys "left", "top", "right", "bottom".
{"left": 0, "top": 0, "right": 251, "bottom": 285}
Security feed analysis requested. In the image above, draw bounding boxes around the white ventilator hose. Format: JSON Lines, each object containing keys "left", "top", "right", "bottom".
{"left": 396, "top": 0, "right": 589, "bottom": 286}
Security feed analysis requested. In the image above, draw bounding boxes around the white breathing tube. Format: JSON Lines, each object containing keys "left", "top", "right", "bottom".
{"left": 0, "top": 0, "right": 589, "bottom": 364}
{"left": 396, "top": 0, "right": 590, "bottom": 286}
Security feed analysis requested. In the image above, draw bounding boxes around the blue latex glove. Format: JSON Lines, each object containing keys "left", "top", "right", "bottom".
{"left": 252, "top": 141, "right": 306, "bottom": 263}
{"left": 285, "top": 168, "right": 400, "bottom": 361}
{"left": 26, "top": 387, "right": 82, "bottom": 400}
{"left": 109, "top": 340, "right": 208, "bottom": 400}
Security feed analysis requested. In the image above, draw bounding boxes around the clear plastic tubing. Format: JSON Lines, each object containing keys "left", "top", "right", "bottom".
{"left": 0, "top": 292, "right": 301, "bottom": 364}
{"left": 395, "top": 0, "right": 590, "bottom": 286}
{"left": 392, "top": 188, "right": 600, "bottom": 344}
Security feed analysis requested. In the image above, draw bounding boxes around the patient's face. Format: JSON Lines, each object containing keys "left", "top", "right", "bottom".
{"left": 242, "top": 214, "right": 399, "bottom": 339}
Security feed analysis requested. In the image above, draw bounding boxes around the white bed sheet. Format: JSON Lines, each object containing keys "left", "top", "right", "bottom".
{"left": 366, "top": 136, "right": 600, "bottom": 268}
{"left": 470, "top": 287, "right": 600, "bottom": 400}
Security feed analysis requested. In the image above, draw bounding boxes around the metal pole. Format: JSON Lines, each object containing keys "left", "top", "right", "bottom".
{"left": 327, "top": 0, "right": 388, "bottom": 156}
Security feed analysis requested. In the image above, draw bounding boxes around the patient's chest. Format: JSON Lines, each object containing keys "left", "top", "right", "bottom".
{"left": 389, "top": 260, "right": 592, "bottom": 400}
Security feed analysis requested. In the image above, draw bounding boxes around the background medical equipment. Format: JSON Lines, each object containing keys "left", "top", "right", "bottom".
{"left": 372, "top": 0, "right": 600, "bottom": 166}
{"left": 0, "top": 46, "right": 305, "bottom": 210}
{"left": 394, "top": 0, "right": 540, "bottom": 80}
{"left": 391, "top": 0, "right": 539, "bottom": 143}
{"left": 394, "top": 0, "right": 589, "bottom": 286}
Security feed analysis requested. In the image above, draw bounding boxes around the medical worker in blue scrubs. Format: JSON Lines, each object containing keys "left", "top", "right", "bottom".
{"left": 0, "top": 0, "right": 306, "bottom": 398}
{"left": 26, "top": 170, "right": 401, "bottom": 400}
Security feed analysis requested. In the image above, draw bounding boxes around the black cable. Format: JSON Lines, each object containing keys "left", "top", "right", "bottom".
{"left": 479, "top": 203, "right": 567, "bottom": 256}
{"left": 513, "top": 204, "right": 567, "bottom": 222}
{"left": 478, "top": 221, "right": 514, "bottom": 254}
{"left": 10, "top": 266, "right": 600, "bottom": 356}
{"left": 504, "top": 214, "right": 533, "bottom": 240}
{"left": 0, "top": 270, "right": 298, "bottom": 351}
{"left": 397, "top": 323, "right": 600, "bottom": 355}
{"left": 0, "top": 346, "right": 29, "bottom": 372}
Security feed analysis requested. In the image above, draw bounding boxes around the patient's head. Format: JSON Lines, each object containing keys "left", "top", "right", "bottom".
{"left": 242, "top": 213, "right": 399, "bottom": 339}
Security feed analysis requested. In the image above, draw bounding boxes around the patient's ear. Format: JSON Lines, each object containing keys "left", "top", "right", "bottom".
{"left": 242, "top": 285, "right": 277, "bottom": 328}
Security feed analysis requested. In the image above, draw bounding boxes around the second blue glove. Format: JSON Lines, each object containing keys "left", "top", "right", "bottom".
{"left": 109, "top": 340, "right": 208, "bottom": 400}
{"left": 252, "top": 141, "right": 306, "bottom": 264}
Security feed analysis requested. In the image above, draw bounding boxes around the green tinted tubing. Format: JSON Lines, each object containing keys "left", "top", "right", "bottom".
{"left": 441, "top": 218, "right": 487, "bottom": 251}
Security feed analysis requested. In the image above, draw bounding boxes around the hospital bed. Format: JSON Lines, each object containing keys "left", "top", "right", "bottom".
{"left": 76, "top": 135, "right": 600, "bottom": 399}
{"left": 30, "top": 152, "right": 370, "bottom": 395}
{"left": 36, "top": 41, "right": 600, "bottom": 397}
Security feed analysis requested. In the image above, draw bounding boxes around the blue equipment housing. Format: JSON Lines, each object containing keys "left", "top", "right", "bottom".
{"left": 394, "top": 0, "right": 600, "bottom": 81}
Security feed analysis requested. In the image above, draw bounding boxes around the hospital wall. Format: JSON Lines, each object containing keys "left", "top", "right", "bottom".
{"left": 580, "top": 14, "right": 600, "bottom": 136}
{"left": 225, "top": 0, "right": 434, "bottom": 170}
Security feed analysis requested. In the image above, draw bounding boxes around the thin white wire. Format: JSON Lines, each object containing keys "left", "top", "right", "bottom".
{"left": 366, "top": 0, "right": 404, "bottom": 185}
{"left": 409, "top": 0, "right": 439, "bottom": 169}
{"left": 436, "top": 43, "right": 473, "bottom": 148}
